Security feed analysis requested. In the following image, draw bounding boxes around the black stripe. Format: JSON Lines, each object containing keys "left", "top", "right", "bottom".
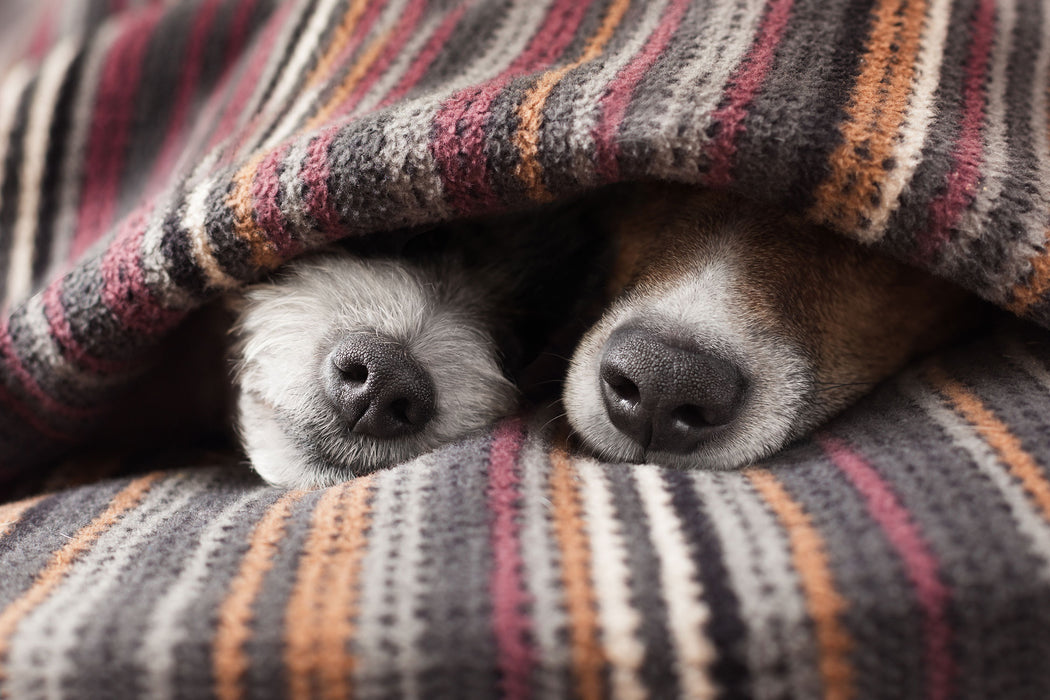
{"left": 665, "top": 469, "right": 752, "bottom": 700}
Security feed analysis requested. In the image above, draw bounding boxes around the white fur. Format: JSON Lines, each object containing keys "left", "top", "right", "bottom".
{"left": 233, "top": 254, "right": 516, "bottom": 489}
{"left": 563, "top": 235, "right": 811, "bottom": 469}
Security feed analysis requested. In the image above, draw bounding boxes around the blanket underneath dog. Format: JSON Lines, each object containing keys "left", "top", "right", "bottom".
{"left": 3, "top": 1, "right": 1050, "bottom": 698}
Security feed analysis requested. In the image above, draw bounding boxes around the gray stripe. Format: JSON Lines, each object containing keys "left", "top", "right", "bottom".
{"left": 138, "top": 483, "right": 276, "bottom": 700}
{"left": 6, "top": 473, "right": 204, "bottom": 700}
{"left": 775, "top": 437, "right": 927, "bottom": 700}
{"left": 518, "top": 428, "right": 571, "bottom": 697}
{"left": 694, "top": 471, "right": 821, "bottom": 700}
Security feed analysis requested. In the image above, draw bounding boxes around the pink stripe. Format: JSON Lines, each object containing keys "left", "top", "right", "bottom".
{"left": 145, "top": 0, "right": 224, "bottom": 196}
{"left": 27, "top": 3, "right": 57, "bottom": 61}
{"left": 704, "top": 0, "right": 795, "bottom": 187}
{"left": 301, "top": 127, "right": 341, "bottom": 237}
{"left": 376, "top": 4, "right": 469, "bottom": 110}
{"left": 72, "top": 5, "right": 165, "bottom": 259}
{"left": 208, "top": 1, "right": 297, "bottom": 154}
{"left": 487, "top": 418, "right": 535, "bottom": 700}
{"left": 330, "top": 0, "right": 428, "bottom": 117}
{"left": 99, "top": 207, "right": 184, "bottom": 335}
{"left": 820, "top": 434, "right": 955, "bottom": 700}
{"left": 916, "top": 0, "right": 995, "bottom": 261}
{"left": 431, "top": 0, "right": 592, "bottom": 214}
{"left": 0, "top": 322, "right": 94, "bottom": 420}
{"left": 592, "top": 0, "right": 692, "bottom": 182}
{"left": 42, "top": 281, "right": 133, "bottom": 375}
{"left": 251, "top": 144, "right": 298, "bottom": 258}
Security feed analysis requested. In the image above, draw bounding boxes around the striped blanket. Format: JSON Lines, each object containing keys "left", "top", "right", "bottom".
{"left": 3, "top": 0, "right": 1050, "bottom": 698}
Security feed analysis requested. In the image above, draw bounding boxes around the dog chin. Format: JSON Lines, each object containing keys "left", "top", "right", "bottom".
{"left": 563, "top": 281, "right": 813, "bottom": 470}
{"left": 233, "top": 254, "right": 517, "bottom": 489}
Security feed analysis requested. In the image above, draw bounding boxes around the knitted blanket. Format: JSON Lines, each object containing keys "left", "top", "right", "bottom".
{"left": 3, "top": 0, "right": 1050, "bottom": 698}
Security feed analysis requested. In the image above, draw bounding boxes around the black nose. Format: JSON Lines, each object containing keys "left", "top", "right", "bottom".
{"left": 323, "top": 333, "right": 436, "bottom": 439}
{"left": 598, "top": 325, "right": 747, "bottom": 454}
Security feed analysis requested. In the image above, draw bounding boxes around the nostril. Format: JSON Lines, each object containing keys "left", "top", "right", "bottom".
{"left": 672, "top": 402, "right": 733, "bottom": 430}
{"left": 386, "top": 397, "right": 412, "bottom": 426}
{"left": 602, "top": 369, "right": 641, "bottom": 405}
{"left": 338, "top": 362, "right": 368, "bottom": 384}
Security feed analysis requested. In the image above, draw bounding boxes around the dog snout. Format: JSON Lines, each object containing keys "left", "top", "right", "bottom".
{"left": 323, "top": 333, "right": 436, "bottom": 439}
{"left": 598, "top": 325, "right": 747, "bottom": 455}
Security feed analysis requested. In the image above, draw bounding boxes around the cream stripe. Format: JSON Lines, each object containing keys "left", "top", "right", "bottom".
{"left": 634, "top": 468, "right": 716, "bottom": 700}
{"left": 350, "top": 8, "right": 447, "bottom": 116}
{"left": 650, "top": 0, "right": 768, "bottom": 178}
{"left": 182, "top": 175, "right": 237, "bottom": 289}
{"left": 139, "top": 488, "right": 273, "bottom": 700}
{"left": 564, "top": 0, "right": 672, "bottom": 189}
{"left": 867, "top": 0, "right": 952, "bottom": 237}
{"left": 577, "top": 460, "right": 646, "bottom": 700}
{"left": 519, "top": 430, "right": 569, "bottom": 696}
{"left": 7, "top": 39, "right": 79, "bottom": 305}
{"left": 6, "top": 474, "right": 198, "bottom": 700}
{"left": 0, "top": 65, "right": 32, "bottom": 234}
{"left": 242, "top": 0, "right": 344, "bottom": 153}
{"left": 373, "top": 0, "right": 556, "bottom": 223}
{"left": 695, "top": 472, "right": 822, "bottom": 700}
{"left": 352, "top": 459, "right": 430, "bottom": 698}
{"left": 262, "top": 0, "right": 413, "bottom": 151}
{"left": 48, "top": 21, "right": 118, "bottom": 277}
{"left": 903, "top": 368, "right": 1050, "bottom": 581}
{"left": 221, "top": 0, "right": 320, "bottom": 158}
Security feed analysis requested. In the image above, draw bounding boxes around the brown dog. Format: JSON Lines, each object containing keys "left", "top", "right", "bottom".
{"left": 563, "top": 184, "right": 978, "bottom": 469}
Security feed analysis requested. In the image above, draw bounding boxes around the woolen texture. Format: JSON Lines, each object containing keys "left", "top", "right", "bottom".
{"left": 2, "top": 0, "right": 1050, "bottom": 698}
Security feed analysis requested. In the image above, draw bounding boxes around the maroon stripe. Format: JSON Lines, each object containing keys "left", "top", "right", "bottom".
{"left": 27, "top": 3, "right": 57, "bottom": 62}
{"left": 703, "top": 0, "right": 796, "bottom": 187}
{"left": 99, "top": 205, "right": 183, "bottom": 334}
{"left": 42, "top": 281, "right": 134, "bottom": 375}
{"left": 208, "top": 1, "right": 297, "bottom": 154}
{"left": 916, "top": 0, "right": 995, "bottom": 261}
{"left": 251, "top": 144, "right": 297, "bottom": 259}
{"left": 71, "top": 5, "right": 165, "bottom": 259}
{"left": 431, "top": 0, "right": 592, "bottom": 214}
{"left": 592, "top": 0, "right": 692, "bottom": 182}
{"left": 487, "top": 419, "right": 535, "bottom": 700}
{"left": 0, "top": 373, "right": 71, "bottom": 442}
{"left": 300, "top": 126, "right": 341, "bottom": 237}
{"left": 145, "top": 0, "right": 225, "bottom": 196}
{"left": 0, "top": 322, "right": 95, "bottom": 420}
{"left": 820, "top": 434, "right": 956, "bottom": 700}
{"left": 376, "top": 3, "right": 469, "bottom": 110}
{"left": 330, "top": 0, "right": 429, "bottom": 117}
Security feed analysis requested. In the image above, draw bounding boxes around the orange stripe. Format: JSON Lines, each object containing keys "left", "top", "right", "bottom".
{"left": 0, "top": 494, "right": 48, "bottom": 540}
{"left": 1007, "top": 232, "right": 1050, "bottom": 316}
{"left": 747, "top": 469, "right": 853, "bottom": 700}
{"left": 307, "top": 25, "right": 397, "bottom": 130}
{"left": 283, "top": 476, "right": 374, "bottom": 700}
{"left": 513, "top": 0, "right": 632, "bottom": 201}
{"left": 214, "top": 490, "right": 305, "bottom": 700}
{"left": 226, "top": 152, "right": 282, "bottom": 271}
{"left": 809, "top": 0, "right": 927, "bottom": 236}
{"left": 549, "top": 449, "right": 603, "bottom": 700}
{"left": 0, "top": 474, "right": 162, "bottom": 681}
{"left": 304, "top": 0, "right": 371, "bottom": 90}
{"left": 926, "top": 364, "right": 1050, "bottom": 520}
